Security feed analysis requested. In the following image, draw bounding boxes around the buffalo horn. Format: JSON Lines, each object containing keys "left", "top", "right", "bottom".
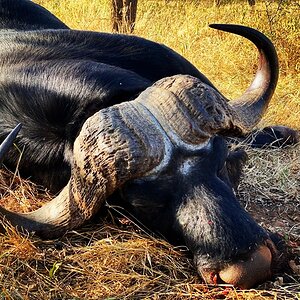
{"left": 4, "top": 76, "right": 220, "bottom": 236}
{"left": 0, "top": 124, "right": 22, "bottom": 162}
{"left": 0, "top": 103, "right": 168, "bottom": 237}
{"left": 0, "top": 24, "right": 278, "bottom": 236}
{"left": 209, "top": 24, "right": 279, "bottom": 133}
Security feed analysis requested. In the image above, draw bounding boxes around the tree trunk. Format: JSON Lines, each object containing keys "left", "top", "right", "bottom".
{"left": 214, "top": 0, "right": 221, "bottom": 7}
{"left": 112, "top": 0, "right": 138, "bottom": 33}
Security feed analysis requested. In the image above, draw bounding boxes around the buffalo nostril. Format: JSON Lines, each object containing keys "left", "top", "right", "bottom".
{"left": 218, "top": 244, "right": 272, "bottom": 289}
{"left": 199, "top": 242, "right": 275, "bottom": 289}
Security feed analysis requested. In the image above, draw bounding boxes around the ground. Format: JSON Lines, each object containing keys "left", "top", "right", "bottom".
{"left": 0, "top": 143, "right": 299, "bottom": 299}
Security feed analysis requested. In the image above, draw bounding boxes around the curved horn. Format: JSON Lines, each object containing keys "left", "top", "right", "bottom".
{"left": 0, "top": 105, "right": 167, "bottom": 238}
{"left": 209, "top": 24, "right": 279, "bottom": 132}
{"left": 0, "top": 74, "right": 237, "bottom": 237}
{"left": 0, "top": 124, "right": 22, "bottom": 161}
{"left": 136, "top": 75, "right": 246, "bottom": 146}
{"left": 0, "top": 24, "right": 279, "bottom": 236}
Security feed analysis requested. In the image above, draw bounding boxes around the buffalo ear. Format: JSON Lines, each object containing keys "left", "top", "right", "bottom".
{"left": 204, "top": 136, "right": 229, "bottom": 174}
{"left": 0, "top": 124, "right": 22, "bottom": 162}
{"left": 247, "top": 126, "right": 299, "bottom": 148}
{"left": 222, "top": 149, "right": 248, "bottom": 191}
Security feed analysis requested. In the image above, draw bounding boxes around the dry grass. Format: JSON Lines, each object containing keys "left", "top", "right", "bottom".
{"left": 0, "top": 0, "right": 299, "bottom": 299}
{"left": 36, "top": 0, "right": 300, "bottom": 129}
{"left": 0, "top": 145, "right": 299, "bottom": 299}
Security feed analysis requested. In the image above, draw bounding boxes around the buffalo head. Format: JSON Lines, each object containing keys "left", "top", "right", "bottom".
{"left": 0, "top": 25, "right": 281, "bottom": 288}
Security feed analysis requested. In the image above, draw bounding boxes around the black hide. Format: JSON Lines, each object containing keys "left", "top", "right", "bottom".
{"left": 0, "top": 0, "right": 214, "bottom": 192}
{"left": 119, "top": 137, "right": 268, "bottom": 269}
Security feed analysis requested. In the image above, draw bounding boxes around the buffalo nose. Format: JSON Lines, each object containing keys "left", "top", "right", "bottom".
{"left": 200, "top": 241, "right": 276, "bottom": 289}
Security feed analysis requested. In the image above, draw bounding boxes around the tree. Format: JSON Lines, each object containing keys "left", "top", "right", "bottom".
{"left": 111, "top": 0, "right": 138, "bottom": 33}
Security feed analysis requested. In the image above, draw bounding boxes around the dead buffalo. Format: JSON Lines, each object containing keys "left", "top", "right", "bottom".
{"left": 0, "top": 0, "right": 298, "bottom": 289}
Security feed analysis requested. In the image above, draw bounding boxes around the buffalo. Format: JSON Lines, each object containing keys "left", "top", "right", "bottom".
{"left": 0, "top": 0, "right": 298, "bottom": 289}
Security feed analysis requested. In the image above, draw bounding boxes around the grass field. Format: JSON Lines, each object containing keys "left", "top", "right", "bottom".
{"left": 0, "top": 0, "right": 299, "bottom": 299}
{"left": 36, "top": 0, "right": 300, "bottom": 129}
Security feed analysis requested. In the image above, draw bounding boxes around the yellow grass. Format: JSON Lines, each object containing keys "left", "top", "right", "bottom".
{"left": 0, "top": 1, "right": 299, "bottom": 299}
{"left": 36, "top": 0, "right": 300, "bottom": 129}
{"left": 1, "top": 144, "right": 299, "bottom": 299}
